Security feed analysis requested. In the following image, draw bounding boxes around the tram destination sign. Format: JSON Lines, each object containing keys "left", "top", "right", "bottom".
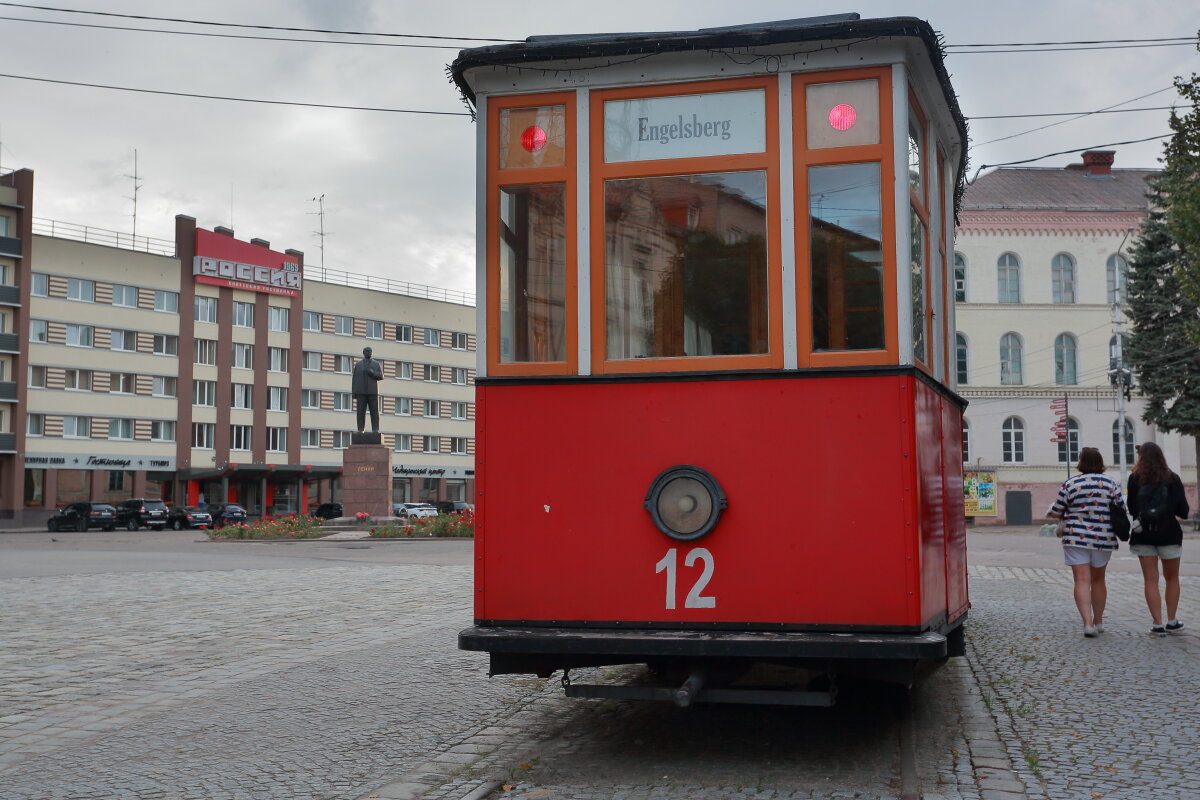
{"left": 193, "top": 228, "right": 301, "bottom": 296}
{"left": 604, "top": 89, "right": 766, "bottom": 163}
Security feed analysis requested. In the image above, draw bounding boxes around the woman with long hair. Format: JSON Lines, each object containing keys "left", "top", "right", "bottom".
{"left": 1047, "top": 447, "right": 1123, "bottom": 637}
{"left": 1127, "top": 441, "right": 1189, "bottom": 635}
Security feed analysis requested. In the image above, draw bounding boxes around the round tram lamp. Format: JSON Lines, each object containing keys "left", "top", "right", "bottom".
{"left": 521, "top": 125, "right": 548, "bottom": 153}
{"left": 644, "top": 465, "right": 727, "bottom": 541}
{"left": 828, "top": 103, "right": 857, "bottom": 131}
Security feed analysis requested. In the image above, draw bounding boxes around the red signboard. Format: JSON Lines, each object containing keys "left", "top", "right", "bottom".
{"left": 193, "top": 228, "right": 301, "bottom": 296}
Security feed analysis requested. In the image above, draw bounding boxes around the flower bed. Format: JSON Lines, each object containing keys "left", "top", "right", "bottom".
{"left": 370, "top": 512, "right": 475, "bottom": 538}
{"left": 206, "top": 514, "right": 326, "bottom": 540}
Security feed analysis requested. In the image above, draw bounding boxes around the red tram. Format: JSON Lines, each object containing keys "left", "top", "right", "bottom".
{"left": 450, "top": 14, "right": 969, "bottom": 705}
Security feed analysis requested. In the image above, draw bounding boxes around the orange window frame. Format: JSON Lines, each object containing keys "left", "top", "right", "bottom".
{"left": 793, "top": 67, "right": 898, "bottom": 368}
{"left": 588, "top": 77, "right": 783, "bottom": 375}
{"left": 907, "top": 91, "right": 934, "bottom": 374}
{"left": 485, "top": 91, "right": 578, "bottom": 376}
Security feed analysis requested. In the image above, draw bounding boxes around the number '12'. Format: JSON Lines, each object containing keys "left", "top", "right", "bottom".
{"left": 655, "top": 547, "right": 716, "bottom": 610}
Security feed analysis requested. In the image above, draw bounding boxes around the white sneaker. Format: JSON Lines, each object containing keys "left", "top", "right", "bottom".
{"left": 1095, "top": 623, "right": 1104, "bottom": 634}
{"left": 1084, "top": 626, "right": 1098, "bottom": 638}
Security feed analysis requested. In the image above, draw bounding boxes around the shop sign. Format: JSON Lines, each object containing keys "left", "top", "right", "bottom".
{"left": 963, "top": 470, "right": 997, "bottom": 516}
{"left": 24, "top": 453, "right": 177, "bottom": 471}
{"left": 193, "top": 228, "right": 301, "bottom": 296}
{"left": 604, "top": 89, "right": 766, "bottom": 163}
{"left": 392, "top": 465, "right": 476, "bottom": 479}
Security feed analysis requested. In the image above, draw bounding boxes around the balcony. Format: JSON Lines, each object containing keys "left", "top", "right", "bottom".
{"left": 0, "top": 333, "right": 17, "bottom": 353}
{"left": 0, "top": 432, "right": 14, "bottom": 453}
{"left": 0, "top": 236, "right": 20, "bottom": 257}
{"left": 0, "top": 284, "right": 19, "bottom": 305}
{"left": 0, "top": 381, "right": 14, "bottom": 401}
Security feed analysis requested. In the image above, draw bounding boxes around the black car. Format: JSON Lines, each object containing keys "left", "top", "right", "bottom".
{"left": 167, "top": 506, "right": 213, "bottom": 530}
{"left": 311, "top": 502, "right": 343, "bottom": 520}
{"left": 435, "top": 501, "right": 475, "bottom": 515}
{"left": 208, "top": 503, "right": 249, "bottom": 528}
{"left": 115, "top": 498, "right": 170, "bottom": 531}
{"left": 47, "top": 502, "right": 117, "bottom": 532}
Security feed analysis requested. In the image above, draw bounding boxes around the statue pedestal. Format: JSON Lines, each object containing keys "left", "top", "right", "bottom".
{"left": 341, "top": 443, "right": 391, "bottom": 518}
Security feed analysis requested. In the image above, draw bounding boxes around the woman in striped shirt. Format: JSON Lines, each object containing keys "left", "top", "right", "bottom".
{"left": 1047, "top": 447, "right": 1124, "bottom": 638}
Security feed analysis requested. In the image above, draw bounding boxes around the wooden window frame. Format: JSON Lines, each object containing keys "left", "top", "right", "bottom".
{"left": 589, "top": 76, "right": 783, "bottom": 375}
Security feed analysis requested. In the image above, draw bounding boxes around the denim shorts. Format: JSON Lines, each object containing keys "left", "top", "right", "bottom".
{"left": 1130, "top": 543, "right": 1183, "bottom": 560}
{"left": 1063, "top": 545, "right": 1113, "bottom": 567}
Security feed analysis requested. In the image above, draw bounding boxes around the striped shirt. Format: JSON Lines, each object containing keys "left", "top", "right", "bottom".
{"left": 1049, "top": 473, "right": 1124, "bottom": 550}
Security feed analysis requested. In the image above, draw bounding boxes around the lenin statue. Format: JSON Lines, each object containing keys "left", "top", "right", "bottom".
{"left": 352, "top": 346, "right": 384, "bottom": 433}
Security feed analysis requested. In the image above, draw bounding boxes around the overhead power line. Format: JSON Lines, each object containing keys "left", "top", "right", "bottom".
{"left": 970, "top": 134, "right": 1174, "bottom": 181}
{"left": 949, "top": 36, "right": 1197, "bottom": 47}
{"left": 0, "top": 71, "right": 472, "bottom": 115}
{"left": 970, "top": 105, "right": 1192, "bottom": 121}
{"left": 973, "top": 86, "right": 1178, "bottom": 147}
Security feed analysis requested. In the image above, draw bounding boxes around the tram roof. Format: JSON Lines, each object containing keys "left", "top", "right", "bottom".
{"left": 450, "top": 13, "right": 969, "bottom": 213}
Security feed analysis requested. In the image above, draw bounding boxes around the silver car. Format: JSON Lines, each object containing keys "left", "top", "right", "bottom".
{"left": 394, "top": 502, "right": 438, "bottom": 520}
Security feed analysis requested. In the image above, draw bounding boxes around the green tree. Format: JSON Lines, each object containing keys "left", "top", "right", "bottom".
{"left": 1168, "top": 68, "right": 1200, "bottom": 303}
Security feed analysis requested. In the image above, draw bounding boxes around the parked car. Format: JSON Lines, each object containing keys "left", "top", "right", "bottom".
{"left": 208, "top": 503, "right": 249, "bottom": 528}
{"left": 435, "top": 501, "right": 475, "bottom": 515}
{"left": 115, "top": 498, "right": 170, "bottom": 531}
{"left": 47, "top": 502, "right": 117, "bottom": 532}
{"left": 167, "top": 506, "right": 213, "bottom": 530}
{"left": 394, "top": 502, "right": 438, "bottom": 520}
{"left": 311, "top": 502, "right": 344, "bottom": 520}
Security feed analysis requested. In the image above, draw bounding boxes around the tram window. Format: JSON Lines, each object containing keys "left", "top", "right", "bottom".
{"left": 498, "top": 184, "right": 567, "bottom": 363}
{"left": 907, "top": 118, "right": 923, "bottom": 195}
{"left": 603, "top": 171, "right": 769, "bottom": 360}
{"left": 806, "top": 80, "right": 879, "bottom": 149}
{"left": 499, "top": 106, "right": 566, "bottom": 170}
{"left": 809, "top": 162, "right": 884, "bottom": 352}
{"left": 910, "top": 212, "right": 927, "bottom": 363}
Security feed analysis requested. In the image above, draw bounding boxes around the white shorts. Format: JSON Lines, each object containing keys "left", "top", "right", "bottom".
{"left": 1063, "top": 545, "right": 1113, "bottom": 568}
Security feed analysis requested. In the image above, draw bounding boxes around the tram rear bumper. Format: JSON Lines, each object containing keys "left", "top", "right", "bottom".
{"left": 459, "top": 626, "right": 950, "bottom": 662}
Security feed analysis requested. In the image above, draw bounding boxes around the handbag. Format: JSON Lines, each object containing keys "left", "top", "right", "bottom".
{"left": 1110, "top": 501, "right": 1131, "bottom": 542}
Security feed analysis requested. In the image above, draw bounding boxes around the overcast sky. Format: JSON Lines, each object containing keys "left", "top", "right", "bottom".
{"left": 1, "top": 1, "right": 1197, "bottom": 297}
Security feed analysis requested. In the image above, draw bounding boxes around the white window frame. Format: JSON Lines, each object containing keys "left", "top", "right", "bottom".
{"left": 452, "top": 332, "right": 468, "bottom": 350}
{"left": 267, "top": 306, "right": 289, "bottom": 332}
{"left": 424, "top": 364, "right": 440, "bottom": 383}
{"left": 108, "top": 418, "right": 133, "bottom": 440}
{"left": 111, "top": 284, "right": 137, "bottom": 308}
{"left": 30, "top": 319, "right": 48, "bottom": 343}
{"left": 451, "top": 437, "right": 468, "bottom": 455}
{"left": 233, "top": 343, "right": 253, "bottom": 370}
{"left": 28, "top": 413, "right": 45, "bottom": 436}
{"left": 451, "top": 401, "right": 467, "bottom": 420}
{"left": 230, "top": 424, "right": 252, "bottom": 451}
{"left": 395, "top": 324, "right": 413, "bottom": 343}
{"left": 301, "top": 428, "right": 320, "bottom": 448}
{"left": 192, "top": 380, "right": 216, "bottom": 406}
{"left": 334, "top": 355, "right": 352, "bottom": 374}
{"left": 424, "top": 435, "right": 440, "bottom": 453}
{"left": 395, "top": 397, "right": 412, "bottom": 416}
{"left": 111, "top": 373, "right": 136, "bottom": 394}
{"left": 333, "top": 431, "right": 351, "bottom": 450}
{"left": 66, "top": 324, "right": 94, "bottom": 348}
{"left": 151, "top": 420, "right": 175, "bottom": 442}
{"left": 233, "top": 301, "right": 255, "bottom": 328}
{"left": 424, "top": 399, "right": 440, "bottom": 418}
{"left": 333, "top": 392, "right": 352, "bottom": 412}
{"left": 301, "top": 389, "right": 321, "bottom": 409}
{"left": 452, "top": 367, "right": 468, "bottom": 385}
{"left": 268, "top": 386, "right": 288, "bottom": 412}
{"left": 152, "top": 334, "right": 178, "bottom": 356}
{"left": 302, "top": 351, "right": 321, "bottom": 371}
{"left": 394, "top": 433, "right": 412, "bottom": 453}
{"left": 397, "top": 362, "right": 412, "bottom": 380}
{"left": 334, "top": 315, "right": 353, "bottom": 335}
{"left": 63, "top": 415, "right": 90, "bottom": 438}
{"left": 267, "top": 427, "right": 287, "bottom": 452}
{"left": 232, "top": 383, "right": 253, "bottom": 409}
{"left": 64, "top": 368, "right": 91, "bottom": 391}
{"left": 268, "top": 346, "right": 288, "bottom": 372}
{"left": 152, "top": 376, "right": 177, "bottom": 397}
{"left": 194, "top": 338, "right": 217, "bottom": 365}
{"left": 194, "top": 295, "right": 217, "bottom": 323}
{"left": 423, "top": 327, "right": 439, "bottom": 347}
{"left": 154, "top": 290, "right": 179, "bottom": 313}
{"left": 365, "top": 320, "right": 383, "bottom": 339}
{"left": 192, "top": 422, "right": 215, "bottom": 449}
{"left": 303, "top": 311, "right": 322, "bottom": 331}
{"left": 67, "top": 278, "right": 95, "bottom": 303}
{"left": 31, "top": 273, "right": 49, "bottom": 297}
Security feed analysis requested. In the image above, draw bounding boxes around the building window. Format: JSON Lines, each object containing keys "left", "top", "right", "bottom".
{"left": 268, "top": 306, "right": 289, "bottom": 332}
{"left": 1058, "top": 417, "right": 1081, "bottom": 464}
{"left": 152, "top": 376, "right": 177, "bottom": 397}
{"left": 154, "top": 290, "right": 179, "bottom": 313}
{"left": 961, "top": 420, "right": 970, "bottom": 463}
{"left": 194, "top": 338, "right": 217, "bottom": 365}
{"left": 27, "top": 413, "right": 45, "bottom": 436}
{"left": 451, "top": 401, "right": 467, "bottom": 420}
{"left": 151, "top": 420, "right": 175, "bottom": 442}
{"left": 266, "top": 427, "right": 287, "bottom": 452}
{"left": 110, "top": 329, "right": 136, "bottom": 352}
{"left": 268, "top": 346, "right": 288, "bottom": 372}
{"left": 424, "top": 327, "right": 440, "bottom": 347}
{"left": 111, "top": 373, "right": 136, "bottom": 394}
{"left": 108, "top": 418, "right": 133, "bottom": 440}
{"left": 301, "top": 389, "right": 320, "bottom": 409}
{"left": 1113, "top": 417, "right": 1135, "bottom": 466}
{"left": 395, "top": 397, "right": 412, "bottom": 416}
{"left": 233, "top": 301, "right": 255, "bottom": 327}
{"left": 67, "top": 278, "right": 95, "bottom": 303}
{"left": 1000, "top": 333, "right": 1023, "bottom": 385}
{"left": 30, "top": 319, "right": 48, "bottom": 343}
{"left": 232, "top": 383, "right": 253, "bottom": 409}
{"left": 953, "top": 252, "right": 967, "bottom": 303}
{"left": 66, "top": 324, "right": 94, "bottom": 348}
{"left": 107, "top": 471, "right": 126, "bottom": 492}
{"left": 394, "top": 433, "right": 412, "bottom": 453}
{"left": 451, "top": 437, "right": 468, "bottom": 455}
{"left": 334, "top": 355, "right": 352, "bottom": 374}
{"left": 955, "top": 334, "right": 968, "bottom": 385}
{"left": 230, "top": 425, "right": 252, "bottom": 451}
{"left": 332, "top": 431, "right": 351, "bottom": 449}
{"left": 395, "top": 324, "right": 413, "bottom": 343}
{"left": 452, "top": 332, "right": 468, "bottom": 350}
{"left": 997, "top": 253, "right": 1021, "bottom": 303}
{"left": 152, "top": 334, "right": 178, "bottom": 355}
{"left": 63, "top": 415, "right": 90, "bottom": 438}
{"left": 424, "top": 399, "right": 439, "bottom": 418}
{"left": 32, "top": 273, "right": 49, "bottom": 297}
{"left": 397, "top": 361, "right": 412, "bottom": 380}
{"left": 192, "top": 422, "right": 215, "bottom": 449}
{"left": 1051, "top": 253, "right": 1076, "bottom": 304}
{"left": 423, "top": 435, "right": 440, "bottom": 453}
{"left": 29, "top": 365, "right": 47, "bottom": 388}
{"left": 303, "top": 311, "right": 322, "bottom": 331}
{"left": 268, "top": 386, "right": 288, "bottom": 412}
{"left": 233, "top": 343, "right": 253, "bottom": 369}
{"left": 1002, "top": 417, "right": 1025, "bottom": 464}
{"left": 1107, "top": 254, "right": 1129, "bottom": 305}
{"left": 334, "top": 315, "right": 353, "bottom": 335}
{"left": 112, "top": 284, "right": 137, "bottom": 307}
{"left": 193, "top": 380, "right": 215, "bottom": 406}
{"left": 1054, "top": 334, "right": 1078, "bottom": 385}
{"left": 302, "top": 350, "right": 320, "bottom": 371}
{"left": 424, "top": 364, "right": 440, "bottom": 383}
{"left": 64, "top": 368, "right": 92, "bottom": 391}
{"left": 365, "top": 320, "right": 383, "bottom": 339}
{"left": 194, "top": 296, "right": 217, "bottom": 323}
{"left": 452, "top": 367, "right": 467, "bottom": 385}
{"left": 301, "top": 429, "right": 320, "bottom": 448}
{"left": 333, "top": 392, "right": 352, "bottom": 411}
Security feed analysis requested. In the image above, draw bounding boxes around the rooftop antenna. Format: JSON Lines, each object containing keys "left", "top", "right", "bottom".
{"left": 308, "top": 194, "right": 328, "bottom": 271}
{"left": 124, "top": 149, "right": 143, "bottom": 242}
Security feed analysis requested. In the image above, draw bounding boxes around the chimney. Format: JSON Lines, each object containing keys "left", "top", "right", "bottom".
{"left": 1080, "top": 150, "right": 1115, "bottom": 176}
{"left": 214, "top": 226, "right": 235, "bottom": 237}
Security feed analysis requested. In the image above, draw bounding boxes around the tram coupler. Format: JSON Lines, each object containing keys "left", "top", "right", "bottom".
{"left": 673, "top": 672, "right": 706, "bottom": 708}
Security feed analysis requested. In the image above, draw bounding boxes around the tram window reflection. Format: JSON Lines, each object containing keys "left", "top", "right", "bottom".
{"left": 910, "top": 211, "right": 927, "bottom": 363}
{"left": 603, "top": 171, "right": 769, "bottom": 361}
{"left": 498, "top": 184, "right": 567, "bottom": 363}
{"left": 809, "top": 162, "right": 885, "bottom": 351}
